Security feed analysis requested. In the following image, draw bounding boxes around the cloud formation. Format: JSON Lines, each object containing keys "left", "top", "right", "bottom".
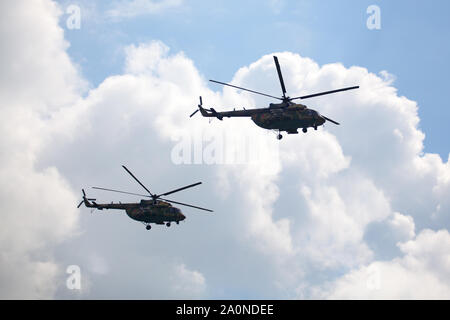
{"left": 1, "top": 0, "right": 449, "bottom": 299}
{"left": 314, "top": 229, "right": 450, "bottom": 299}
{"left": 0, "top": 0, "right": 83, "bottom": 298}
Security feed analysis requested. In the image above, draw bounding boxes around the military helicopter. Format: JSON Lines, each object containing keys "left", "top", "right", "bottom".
{"left": 190, "top": 56, "right": 359, "bottom": 140}
{"left": 77, "top": 165, "right": 213, "bottom": 230}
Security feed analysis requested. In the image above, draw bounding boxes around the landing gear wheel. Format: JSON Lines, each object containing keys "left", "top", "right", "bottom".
{"left": 166, "top": 222, "right": 171, "bottom": 227}
{"left": 146, "top": 225, "right": 151, "bottom": 230}
{"left": 277, "top": 134, "right": 283, "bottom": 140}
{"left": 314, "top": 125, "right": 317, "bottom": 131}
{"left": 302, "top": 128, "right": 307, "bottom": 133}
{"left": 176, "top": 221, "right": 179, "bottom": 225}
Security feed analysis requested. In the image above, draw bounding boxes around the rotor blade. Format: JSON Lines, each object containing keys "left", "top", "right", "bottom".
{"left": 160, "top": 198, "right": 213, "bottom": 212}
{"left": 157, "top": 182, "right": 202, "bottom": 198}
{"left": 322, "top": 116, "right": 340, "bottom": 125}
{"left": 77, "top": 201, "right": 83, "bottom": 208}
{"left": 199, "top": 96, "right": 203, "bottom": 105}
{"left": 92, "top": 186, "right": 151, "bottom": 198}
{"left": 273, "top": 56, "right": 287, "bottom": 97}
{"left": 210, "top": 80, "right": 282, "bottom": 100}
{"left": 122, "top": 165, "right": 153, "bottom": 196}
{"left": 190, "top": 109, "right": 199, "bottom": 117}
{"left": 291, "top": 86, "right": 359, "bottom": 100}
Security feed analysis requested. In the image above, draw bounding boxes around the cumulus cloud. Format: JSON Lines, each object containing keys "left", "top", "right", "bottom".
{"left": 389, "top": 212, "right": 416, "bottom": 241}
{"left": 170, "top": 264, "right": 206, "bottom": 298}
{"left": 2, "top": 0, "right": 450, "bottom": 299}
{"left": 0, "top": 0, "right": 83, "bottom": 298}
{"left": 313, "top": 229, "right": 450, "bottom": 299}
{"left": 57, "top": 42, "right": 450, "bottom": 299}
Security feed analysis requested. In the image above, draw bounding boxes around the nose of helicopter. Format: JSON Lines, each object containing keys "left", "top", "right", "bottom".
{"left": 315, "top": 112, "right": 325, "bottom": 125}
{"left": 179, "top": 212, "right": 186, "bottom": 221}
{"left": 318, "top": 116, "right": 326, "bottom": 125}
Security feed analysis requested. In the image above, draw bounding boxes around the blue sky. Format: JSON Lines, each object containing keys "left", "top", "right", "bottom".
{"left": 60, "top": 0, "right": 450, "bottom": 159}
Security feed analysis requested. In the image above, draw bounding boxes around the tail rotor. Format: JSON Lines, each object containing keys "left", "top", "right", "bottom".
{"left": 77, "top": 189, "right": 96, "bottom": 208}
{"left": 189, "top": 96, "right": 203, "bottom": 117}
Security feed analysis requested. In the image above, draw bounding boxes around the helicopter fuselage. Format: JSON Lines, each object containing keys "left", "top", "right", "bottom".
{"left": 84, "top": 199, "right": 185, "bottom": 224}
{"left": 198, "top": 103, "right": 326, "bottom": 134}
{"left": 126, "top": 200, "right": 185, "bottom": 224}
{"left": 251, "top": 104, "right": 325, "bottom": 133}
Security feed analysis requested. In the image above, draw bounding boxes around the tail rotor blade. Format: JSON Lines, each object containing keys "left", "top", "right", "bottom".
{"left": 190, "top": 96, "right": 203, "bottom": 117}
{"left": 190, "top": 109, "right": 199, "bottom": 117}
{"left": 78, "top": 189, "right": 87, "bottom": 208}
{"left": 78, "top": 187, "right": 96, "bottom": 208}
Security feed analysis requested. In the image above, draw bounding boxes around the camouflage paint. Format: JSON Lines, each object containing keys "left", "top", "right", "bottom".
{"left": 83, "top": 198, "right": 185, "bottom": 224}
{"left": 251, "top": 104, "right": 325, "bottom": 131}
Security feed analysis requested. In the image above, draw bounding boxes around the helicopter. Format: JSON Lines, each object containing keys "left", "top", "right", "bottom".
{"left": 77, "top": 165, "right": 213, "bottom": 230}
{"left": 190, "top": 56, "right": 359, "bottom": 140}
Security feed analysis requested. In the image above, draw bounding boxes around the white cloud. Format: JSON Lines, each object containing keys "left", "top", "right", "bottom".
{"left": 46, "top": 45, "right": 450, "bottom": 298}
{"left": 388, "top": 212, "right": 415, "bottom": 241}
{"left": 170, "top": 264, "right": 206, "bottom": 298}
{"left": 313, "top": 229, "right": 450, "bottom": 299}
{"left": 106, "top": 0, "right": 183, "bottom": 19}
{"left": 2, "top": 0, "right": 450, "bottom": 299}
{"left": 69, "top": 43, "right": 449, "bottom": 298}
{"left": 0, "top": 0, "right": 82, "bottom": 298}
{"left": 87, "top": 253, "right": 110, "bottom": 275}
{"left": 378, "top": 70, "right": 396, "bottom": 85}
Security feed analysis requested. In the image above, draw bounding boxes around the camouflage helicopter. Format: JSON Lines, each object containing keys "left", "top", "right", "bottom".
{"left": 77, "top": 165, "right": 213, "bottom": 230}
{"left": 190, "top": 56, "right": 359, "bottom": 140}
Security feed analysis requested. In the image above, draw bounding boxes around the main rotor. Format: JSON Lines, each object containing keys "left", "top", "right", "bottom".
{"left": 91, "top": 165, "right": 213, "bottom": 212}
{"left": 210, "top": 56, "right": 359, "bottom": 107}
